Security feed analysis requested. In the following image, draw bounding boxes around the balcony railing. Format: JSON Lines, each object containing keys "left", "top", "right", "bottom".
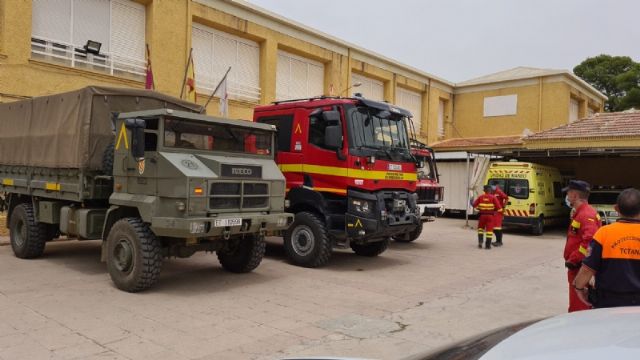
{"left": 31, "top": 36, "right": 146, "bottom": 79}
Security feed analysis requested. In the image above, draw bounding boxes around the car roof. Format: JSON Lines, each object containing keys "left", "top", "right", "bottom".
{"left": 480, "top": 307, "right": 640, "bottom": 360}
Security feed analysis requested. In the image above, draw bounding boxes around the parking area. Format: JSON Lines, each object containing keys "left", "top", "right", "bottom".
{"left": 0, "top": 218, "right": 567, "bottom": 360}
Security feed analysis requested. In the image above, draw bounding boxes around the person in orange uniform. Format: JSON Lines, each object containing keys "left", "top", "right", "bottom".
{"left": 473, "top": 185, "right": 503, "bottom": 249}
{"left": 563, "top": 180, "right": 601, "bottom": 312}
{"left": 573, "top": 188, "right": 640, "bottom": 308}
{"left": 492, "top": 185, "right": 508, "bottom": 247}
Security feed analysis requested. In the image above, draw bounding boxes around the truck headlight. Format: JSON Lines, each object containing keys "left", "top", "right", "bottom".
{"left": 277, "top": 217, "right": 288, "bottom": 227}
{"left": 189, "top": 221, "right": 208, "bottom": 234}
{"left": 351, "top": 199, "right": 371, "bottom": 214}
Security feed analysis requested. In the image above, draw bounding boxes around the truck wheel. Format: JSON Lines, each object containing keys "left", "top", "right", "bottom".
{"left": 102, "top": 141, "right": 115, "bottom": 175}
{"left": 284, "top": 211, "right": 332, "bottom": 268}
{"left": 106, "top": 218, "right": 162, "bottom": 292}
{"left": 393, "top": 221, "right": 423, "bottom": 243}
{"left": 531, "top": 215, "right": 544, "bottom": 236}
{"left": 217, "top": 234, "right": 266, "bottom": 273}
{"left": 351, "top": 237, "right": 390, "bottom": 257}
{"left": 9, "top": 203, "right": 48, "bottom": 259}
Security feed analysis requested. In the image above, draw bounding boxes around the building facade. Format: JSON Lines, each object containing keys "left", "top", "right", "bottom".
{"left": 0, "top": 1, "right": 605, "bottom": 147}
{"left": 0, "top": 0, "right": 453, "bottom": 144}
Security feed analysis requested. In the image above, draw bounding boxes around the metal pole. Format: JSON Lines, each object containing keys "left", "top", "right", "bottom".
{"left": 202, "top": 66, "right": 232, "bottom": 114}
{"left": 465, "top": 151, "right": 470, "bottom": 228}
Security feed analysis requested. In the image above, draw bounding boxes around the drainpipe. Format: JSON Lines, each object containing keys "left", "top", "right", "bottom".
{"left": 425, "top": 79, "right": 431, "bottom": 142}
{"left": 465, "top": 151, "right": 470, "bottom": 228}
{"left": 538, "top": 77, "right": 543, "bottom": 131}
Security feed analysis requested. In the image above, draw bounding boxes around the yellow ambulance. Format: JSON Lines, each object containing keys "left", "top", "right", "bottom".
{"left": 485, "top": 162, "right": 569, "bottom": 235}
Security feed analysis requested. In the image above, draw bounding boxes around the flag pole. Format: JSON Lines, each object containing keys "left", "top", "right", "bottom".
{"left": 201, "top": 66, "right": 232, "bottom": 114}
{"left": 180, "top": 48, "right": 193, "bottom": 99}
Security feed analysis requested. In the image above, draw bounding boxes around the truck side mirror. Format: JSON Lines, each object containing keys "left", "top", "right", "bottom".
{"left": 324, "top": 125, "right": 342, "bottom": 150}
{"left": 322, "top": 110, "right": 341, "bottom": 123}
{"left": 125, "top": 118, "right": 146, "bottom": 159}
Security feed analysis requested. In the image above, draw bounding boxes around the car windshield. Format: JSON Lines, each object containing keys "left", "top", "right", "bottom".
{"left": 590, "top": 191, "right": 619, "bottom": 205}
{"left": 346, "top": 105, "right": 411, "bottom": 157}
{"left": 163, "top": 118, "right": 272, "bottom": 156}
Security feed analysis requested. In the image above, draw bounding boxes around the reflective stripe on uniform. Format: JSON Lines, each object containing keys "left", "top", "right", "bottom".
{"left": 579, "top": 245, "right": 588, "bottom": 256}
{"left": 571, "top": 220, "right": 581, "bottom": 228}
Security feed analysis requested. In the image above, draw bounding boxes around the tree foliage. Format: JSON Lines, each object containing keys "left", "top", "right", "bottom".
{"left": 574, "top": 55, "right": 640, "bottom": 112}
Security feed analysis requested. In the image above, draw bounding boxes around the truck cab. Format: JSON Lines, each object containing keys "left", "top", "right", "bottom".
{"left": 411, "top": 140, "right": 445, "bottom": 221}
{"left": 255, "top": 96, "right": 421, "bottom": 267}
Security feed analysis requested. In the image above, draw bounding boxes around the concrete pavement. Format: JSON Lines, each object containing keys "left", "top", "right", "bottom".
{"left": 0, "top": 218, "right": 568, "bottom": 359}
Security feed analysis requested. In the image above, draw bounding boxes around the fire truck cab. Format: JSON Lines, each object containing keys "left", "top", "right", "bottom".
{"left": 255, "top": 96, "right": 421, "bottom": 267}
{"left": 412, "top": 141, "right": 445, "bottom": 220}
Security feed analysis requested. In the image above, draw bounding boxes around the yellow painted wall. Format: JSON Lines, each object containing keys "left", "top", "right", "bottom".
{"left": 452, "top": 79, "right": 605, "bottom": 139}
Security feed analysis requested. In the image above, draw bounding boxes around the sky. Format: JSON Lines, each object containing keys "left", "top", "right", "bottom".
{"left": 244, "top": 0, "right": 640, "bottom": 83}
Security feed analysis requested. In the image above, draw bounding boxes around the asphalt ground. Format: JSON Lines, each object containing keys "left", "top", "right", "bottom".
{"left": 0, "top": 217, "right": 568, "bottom": 360}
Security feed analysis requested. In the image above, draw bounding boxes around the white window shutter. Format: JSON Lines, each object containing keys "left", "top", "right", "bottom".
{"left": 438, "top": 100, "right": 445, "bottom": 137}
{"left": 192, "top": 26, "right": 213, "bottom": 81}
{"left": 276, "top": 51, "right": 324, "bottom": 100}
{"left": 308, "top": 63, "right": 324, "bottom": 97}
{"left": 32, "top": 0, "right": 72, "bottom": 43}
{"left": 191, "top": 24, "right": 261, "bottom": 102}
{"left": 111, "top": 0, "right": 145, "bottom": 60}
{"left": 72, "top": 0, "right": 110, "bottom": 52}
{"left": 352, "top": 73, "right": 384, "bottom": 101}
{"left": 397, "top": 88, "right": 422, "bottom": 135}
{"left": 569, "top": 98, "right": 580, "bottom": 123}
{"left": 276, "top": 53, "right": 290, "bottom": 100}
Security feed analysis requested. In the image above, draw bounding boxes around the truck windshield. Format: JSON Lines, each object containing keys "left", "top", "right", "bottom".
{"left": 163, "top": 118, "right": 272, "bottom": 156}
{"left": 417, "top": 156, "right": 436, "bottom": 181}
{"left": 346, "top": 105, "right": 411, "bottom": 159}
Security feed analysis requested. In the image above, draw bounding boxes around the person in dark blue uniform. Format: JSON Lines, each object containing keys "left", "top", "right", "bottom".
{"left": 574, "top": 188, "right": 640, "bottom": 308}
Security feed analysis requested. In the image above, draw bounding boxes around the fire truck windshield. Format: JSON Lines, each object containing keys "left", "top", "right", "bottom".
{"left": 346, "top": 105, "right": 411, "bottom": 160}
{"left": 163, "top": 118, "right": 273, "bottom": 156}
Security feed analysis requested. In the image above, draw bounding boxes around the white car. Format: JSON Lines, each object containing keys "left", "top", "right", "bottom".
{"left": 408, "top": 307, "right": 640, "bottom": 360}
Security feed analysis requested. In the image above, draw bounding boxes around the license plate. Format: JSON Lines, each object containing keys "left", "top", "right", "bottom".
{"left": 214, "top": 218, "right": 242, "bottom": 227}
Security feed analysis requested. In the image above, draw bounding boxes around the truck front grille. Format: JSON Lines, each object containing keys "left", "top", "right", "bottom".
{"left": 416, "top": 187, "right": 442, "bottom": 204}
{"left": 209, "top": 181, "right": 269, "bottom": 211}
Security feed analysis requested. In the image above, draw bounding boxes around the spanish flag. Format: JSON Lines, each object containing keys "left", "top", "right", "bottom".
{"left": 182, "top": 48, "right": 196, "bottom": 103}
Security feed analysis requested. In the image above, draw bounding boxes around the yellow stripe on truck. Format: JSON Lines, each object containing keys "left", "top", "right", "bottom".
{"left": 2, "top": 178, "right": 13, "bottom": 186}
{"left": 279, "top": 164, "right": 417, "bottom": 181}
{"left": 45, "top": 182, "right": 61, "bottom": 191}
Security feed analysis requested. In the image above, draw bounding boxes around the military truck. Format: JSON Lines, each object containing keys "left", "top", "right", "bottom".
{"left": 0, "top": 87, "right": 293, "bottom": 292}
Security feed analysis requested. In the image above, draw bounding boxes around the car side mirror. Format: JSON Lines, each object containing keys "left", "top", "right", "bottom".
{"left": 125, "top": 118, "right": 146, "bottom": 159}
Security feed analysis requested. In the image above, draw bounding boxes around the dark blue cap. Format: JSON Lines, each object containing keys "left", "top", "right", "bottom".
{"left": 562, "top": 180, "right": 591, "bottom": 193}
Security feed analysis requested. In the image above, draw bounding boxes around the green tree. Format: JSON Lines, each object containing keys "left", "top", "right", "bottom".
{"left": 574, "top": 55, "right": 640, "bottom": 112}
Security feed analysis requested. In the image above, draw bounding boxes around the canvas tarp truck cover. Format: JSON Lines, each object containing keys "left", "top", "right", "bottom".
{"left": 0, "top": 86, "right": 203, "bottom": 171}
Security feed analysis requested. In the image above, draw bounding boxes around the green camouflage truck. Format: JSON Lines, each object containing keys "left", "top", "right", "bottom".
{"left": 0, "top": 87, "right": 293, "bottom": 292}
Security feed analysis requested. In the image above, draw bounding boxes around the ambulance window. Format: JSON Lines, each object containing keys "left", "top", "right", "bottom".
{"left": 553, "top": 182, "right": 563, "bottom": 198}
{"left": 509, "top": 179, "right": 529, "bottom": 199}
{"left": 488, "top": 178, "right": 506, "bottom": 190}
{"left": 257, "top": 115, "right": 293, "bottom": 152}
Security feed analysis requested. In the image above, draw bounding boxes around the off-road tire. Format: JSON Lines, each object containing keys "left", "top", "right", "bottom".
{"left": 9, "top": 203, "right": 48, "bottom": 259}
{"left": 531, "top": 215, "right": 544, "bottom": 236}
{"left": 106, "top": 218, "right": 162, "bottom": 292}
{"left": 284, "top": 211, "right": 332, "bottom": 268}
{"left": 393, "top": 221, "right": 424, "bottom": 243}
{"left": 102, "top": 141, "right": 115, "bottom": 176}
{"left": 217, "top": 234, "right": 266, "bottom": 273}
{"left": 351, "top": 237, "right": 390, "bottom": 257}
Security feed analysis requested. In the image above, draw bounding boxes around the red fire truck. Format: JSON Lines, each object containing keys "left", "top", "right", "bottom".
{"left": 254, "top": 96, "right": 422, "bottom": 267}
{"left": 411, "top": 140, "right": 445, "bottom": 236}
